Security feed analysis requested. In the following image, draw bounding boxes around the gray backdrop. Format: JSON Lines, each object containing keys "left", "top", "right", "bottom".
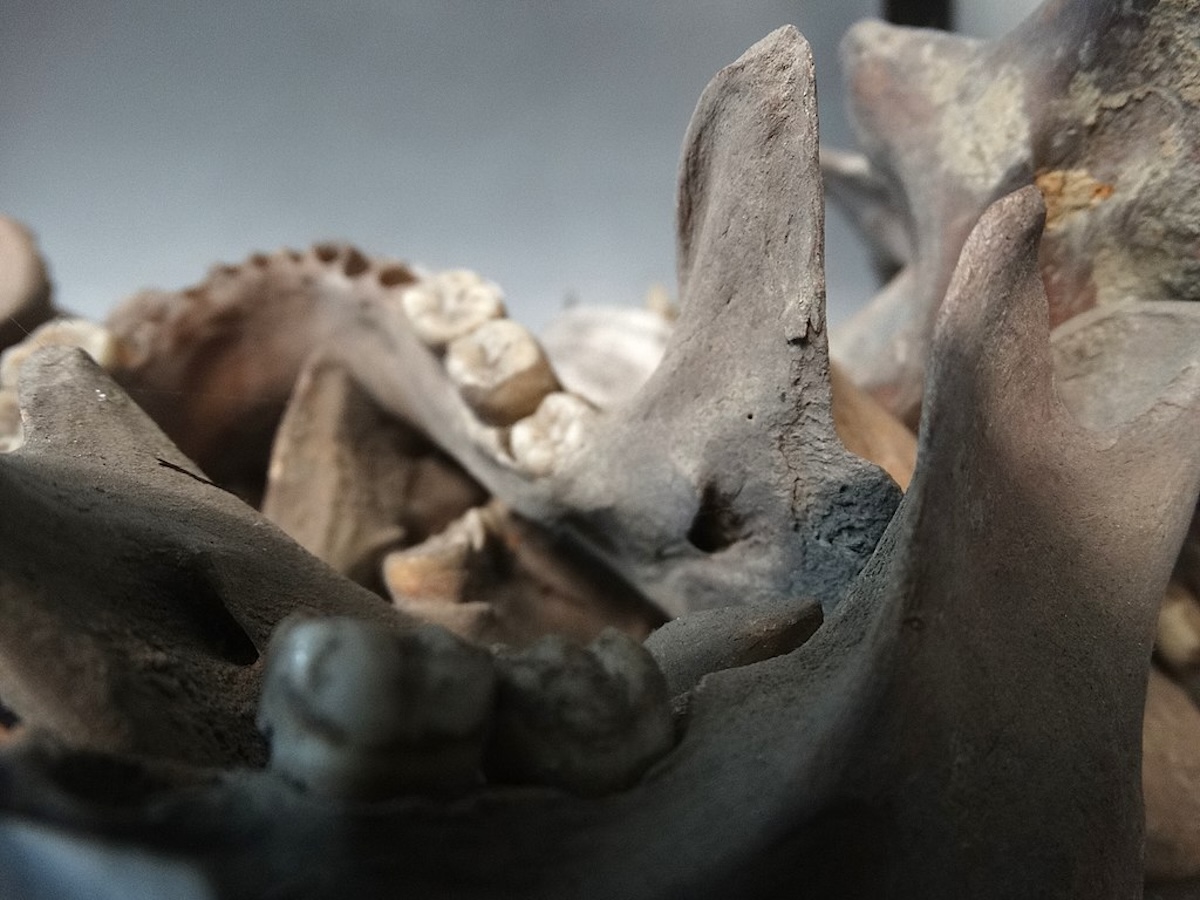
{"left": 1, "top": 1, "right": 1035, "bottom": 330}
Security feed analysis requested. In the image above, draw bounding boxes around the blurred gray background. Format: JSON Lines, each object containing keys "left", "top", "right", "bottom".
{"left": 1, "top": 1, "right": 1037, "bottom": 331}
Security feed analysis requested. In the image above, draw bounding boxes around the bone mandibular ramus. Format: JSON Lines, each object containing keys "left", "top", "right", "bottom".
{"left": 1, "top": 5, "right": 1200, "bottom": 899}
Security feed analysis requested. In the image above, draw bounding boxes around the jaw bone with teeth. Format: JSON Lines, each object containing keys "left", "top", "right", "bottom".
{"left": 0, "top": 11, "right": 1199, "bottom": 900}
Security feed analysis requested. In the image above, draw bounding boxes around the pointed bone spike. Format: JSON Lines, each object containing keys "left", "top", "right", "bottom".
{"left": 259, "top": 618, "right": 496, "bottom": 799}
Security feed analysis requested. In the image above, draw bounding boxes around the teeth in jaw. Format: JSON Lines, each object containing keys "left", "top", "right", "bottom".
{"left": 257, "top": 618, "right": 496, "bottom": 799}
{"left": 445, "top": 319, "right": 561, "bottom": 427}
{"left": 401, "top": 269, "right": 506, "bottom": 350}
{"left": 0, "top": 318, "right": 128, "bottom": 389}
{"left": 509, "top": 392, "right": 596, "bottom": 477}
{"left": 485, "top": 629, "right": 675, "bottom": 795}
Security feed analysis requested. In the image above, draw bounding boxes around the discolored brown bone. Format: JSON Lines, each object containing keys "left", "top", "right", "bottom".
{"left": 829, "top": 0, "right": 1200, "bottom": 425}
{"left": 0, "top": 348, "right": 413, "bottom": 767}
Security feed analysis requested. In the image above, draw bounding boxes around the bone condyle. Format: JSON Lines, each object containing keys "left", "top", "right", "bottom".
{"left": 1, "top": 3, "right": 1200, "bottom": 899}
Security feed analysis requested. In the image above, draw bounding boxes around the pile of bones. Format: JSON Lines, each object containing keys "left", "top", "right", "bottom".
{"left": 1, "top": 0, "right": 1200, "bottom": 897}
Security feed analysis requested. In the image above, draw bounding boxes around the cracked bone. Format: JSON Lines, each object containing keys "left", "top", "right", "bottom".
{"left": 486, "top": 629, "right": 674, "bottom": 795}
{"left": 0, "top": 215, "right": 55, "bottom": 352}
{"left": 261, "top": 357, "right": 486, "bottom": 588}
{"left": 383, "top": 501, "right": 663, "bottom": 648}
{"left": 400, "top": 268, "right": 505, "bottom": 350}
{"left": 258, "top": 618, "right": 496, "bottom": 799}
{"left": 444, "top": 318, "right": 562, "bottom": 426}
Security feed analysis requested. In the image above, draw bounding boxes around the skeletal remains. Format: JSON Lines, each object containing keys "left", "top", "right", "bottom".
{"left": 0, "top": 0, "right": 1199, "bottom": 896}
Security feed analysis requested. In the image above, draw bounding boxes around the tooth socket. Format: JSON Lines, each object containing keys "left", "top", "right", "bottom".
{"left": 485, "top": 629, "right": 675, "bottom": 795}
{"left": 258, "top": 618, "right": 496, "bottom": 799}
{"left": 509, "top": 392, "right": 595, "bottom": 477}
{"left": 445, "top": 320, "right": 561, "bottom": 427}
{"left": 401, "top": 270, "right": 506, "bottom": 350}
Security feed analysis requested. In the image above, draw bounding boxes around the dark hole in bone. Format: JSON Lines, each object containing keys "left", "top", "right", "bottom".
{"left": 144, "top": 555, "right": 260, "bottom": 667}
{"left": 36, "top": 747, "right": 216, "bottom": 807}
{"left": 313, "top": 243, "right": 340, "bottom": 264}
{"left": 343, "top": 248, "right": 369, "bottom": 277}
{"left": 687, "top": 484, "right": 743, "bottom": 553}
{"left": 378, "top": 265, "right": 417, "bottom": 288}
{"left": 0, "top": 694, "right": 19, "bottom": 729}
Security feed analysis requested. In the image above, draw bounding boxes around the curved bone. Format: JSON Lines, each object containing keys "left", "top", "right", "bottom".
{"left": 0, "top": 216, "right": 54, "bottom": 353}
{"left": 0, "top": 348, "right": 414, "bottom": 766}
{"left": 831, "top": 0, "right": 1200, "bottom": 425}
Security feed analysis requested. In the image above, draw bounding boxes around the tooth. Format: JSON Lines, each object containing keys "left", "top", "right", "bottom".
{"left": 485, "top": 629, "right": 675, "bottom": 795}
{"left": 0, "top": 319, "right": 127, "bottom": 388}
{"left": 1157, "top": 581, "right": 1200, "bottom": 676}
{"left": 0, "top": 388, "right": 22, "bottom": 452}
{"left": 381, "top": 507, "right": 492, "bottom": 603}
{"left": 257, "top": 617, "right": 496, "bottom": 799}
{"left": 444, "top": 319, "right": 561, "bottom": 426}
{"left": 509, "top": 391, "right": 595, "bottom": 477}
{"left": 401, "top": 269, "right": 506, "bottom": 350}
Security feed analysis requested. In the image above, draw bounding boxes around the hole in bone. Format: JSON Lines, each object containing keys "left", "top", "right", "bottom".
{"left": 0, "top": 693, "right": 20, "bottom": 730}
{"left": 686, "top": 484, "right": 744, "bottom": 553}
{"left": 342, "top": 247, "right": 369, "bottom": 277}
{"left": 378, "top": 265, "right": 417, "bottom": 288}
{"left": 313, "top": 243, "right": 340, "bottom": 264}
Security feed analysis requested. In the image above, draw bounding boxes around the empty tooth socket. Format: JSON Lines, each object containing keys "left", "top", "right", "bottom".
{"left": 485, "top": 629, "right": 675, "bottom": 795}
{"left": 258, "top": 618, "right": 496, "bottom": 799}
{"left": 401, "top": 269, "right": 506, "bottom": 350}
{"left": 509, "top": 392, "right": 595, "bottom": 477}
{"left": 0, "top": 318, "right": 127, "bottom": 389}
{"left": 445, "top": 320, "right": 561, "bottom": 427}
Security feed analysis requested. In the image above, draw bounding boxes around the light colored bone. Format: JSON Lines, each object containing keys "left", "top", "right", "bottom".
{"left": 1157, "top": 581, "right": 1200, "bottom": 676}
{"left": 0, "top": 318, "right": 127, "bottom": 389}
{"left": 401, "top": 269, "right": 505, "bottom": 350}
{"left": 444, "top": 319, "right": 561, "bottom": 426}
{"left": 259, "top": 618, "right": 496, "bottom": 799}
{"left": 0, "top": 216, "right": 54, "bottom": 352}
{"left": 486, "top": 629, "right": 674, "bottom": 795}
{"left": 0, "top": 389, "right": 21, "bottom": 453}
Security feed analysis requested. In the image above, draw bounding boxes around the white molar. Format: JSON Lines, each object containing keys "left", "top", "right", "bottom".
{"left": 485, "top": 629, "right": 675, "bottom": 795}
{"left": 0, "top": 389, "right": 23, "bottom": 452}
{"left": 401, "top": 269, "right": 506, "bottom": 350}
{"left": 444, "top": 319, "right": 561, "bottom": 426}
{"left": 0, "top": 318, "right": 127, "bottom": 388}
{"left": 509, "top": 392, "right": 596, "bottom": 478}
{"left": 257, "top": 618, "right": 496, "bottom": 799}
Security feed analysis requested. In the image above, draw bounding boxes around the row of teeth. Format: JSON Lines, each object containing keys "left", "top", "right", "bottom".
{"left": 257, "top": 616, "right": 675, "bottom": 800}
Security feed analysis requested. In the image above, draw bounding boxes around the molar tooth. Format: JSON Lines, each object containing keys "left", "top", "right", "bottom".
{"left": 257, "top": 618, "right": 496, "bottom": 799}
{"left": 0, "top": 319, "right": 127, "bottom": 388}
{"left": 401, "top": 269, "right": 506, "bottom": 350}
{"left": 509, "top": 391, "right": 595, "bottom": 477}
{"left": 485, "top": 629, "right": 675, "bottom": 795}
{"left": 444, "top": 319, "right": 561, "bottom": 426}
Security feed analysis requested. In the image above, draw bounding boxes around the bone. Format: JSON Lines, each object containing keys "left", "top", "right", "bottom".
{"left": 258, "top": 618, "right": 496, "bottom": 799}
{"left": 0, "top": 216, "right": 55, "bottom": 352}
{"left": 1144, "top": 667, "right": 1200, "bottom": 882}
{"left": 1156, "top": 581, "right": 1200, "bottom": 679}
{"left": 485, "top": 629, "right": 674, "bottom": 795}
{"left": 828, "top": 362, "right": 916, "bottom": 491}
{"left": 444, "top": 318, "right": 561, "bottom": 426}
{"left": 0, "top": 318, "right": 127, "bottom": 388}
{"left": 0, "top": 389, "right": 21, "bottom": 452}
{"left": 831, "top": 0, "right": 1200, "bottom": 425}
{"left": 0, "top": 347, "right": 414, "bottom": 766}
{"left": 383, "top": 501, "right": 664, "bottom": 648}
{"left": 508, "top": 392, "right": 596, "bottom": 478}
{"left": 401, "top": 269, "right": 505, "bottom": 350}
{"left": 261, "top": 357, "right": 486, "bottom": 588}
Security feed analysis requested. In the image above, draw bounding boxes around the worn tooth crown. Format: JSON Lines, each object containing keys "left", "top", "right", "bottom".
{"left": 0, "top": 318, "right": 126, "bottom": 389}
{"left": 485, "top": 628, "right": 675, "bottom": 795}
{"left": 401, "top": 269, "right": 506, "bottom": 349}
{"left": 444, "top": 319, "right": 562, "bottom": 426}
{"left": 258, "top": 618, "right": 497, "bottom": 799}
{"left": 509, "top": 391, "right": 596, "bottom": 477}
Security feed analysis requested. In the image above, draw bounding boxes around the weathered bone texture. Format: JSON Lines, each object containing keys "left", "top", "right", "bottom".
{"left": 383, "top": 501, "right": 664, "bottom": 648}
{"left": 2, "top": 27, "right": 1199, "bottom": 897}
{"left": 100, "top": 28, "right": 902, "bottom": 620}
{"left": 0, "top": 216, "right": 55, "bottom": 352}
{"left": 260, "top": 357, "right": 487, "bottom": 589}
{"left": 0, "top": 348, "right": 413, "bottom": 767}
{"left": 829, "top": 0, "right": 1200, "bottom": 425}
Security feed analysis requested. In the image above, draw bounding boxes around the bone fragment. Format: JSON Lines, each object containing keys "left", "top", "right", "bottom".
{"left": 1144, "top": 667, "right": 1200, "bottom": 882}
{"left": 444, "top": 319, "right": 561, "bottom": 426}
{"left": 486, "top": 629, "right": 674, "bottom": 794}
{"left": 258, "top": 618, "right": 496, "bottom": 799}
{"left": 401, "top": 269, "right": 505, "bottom": 350}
